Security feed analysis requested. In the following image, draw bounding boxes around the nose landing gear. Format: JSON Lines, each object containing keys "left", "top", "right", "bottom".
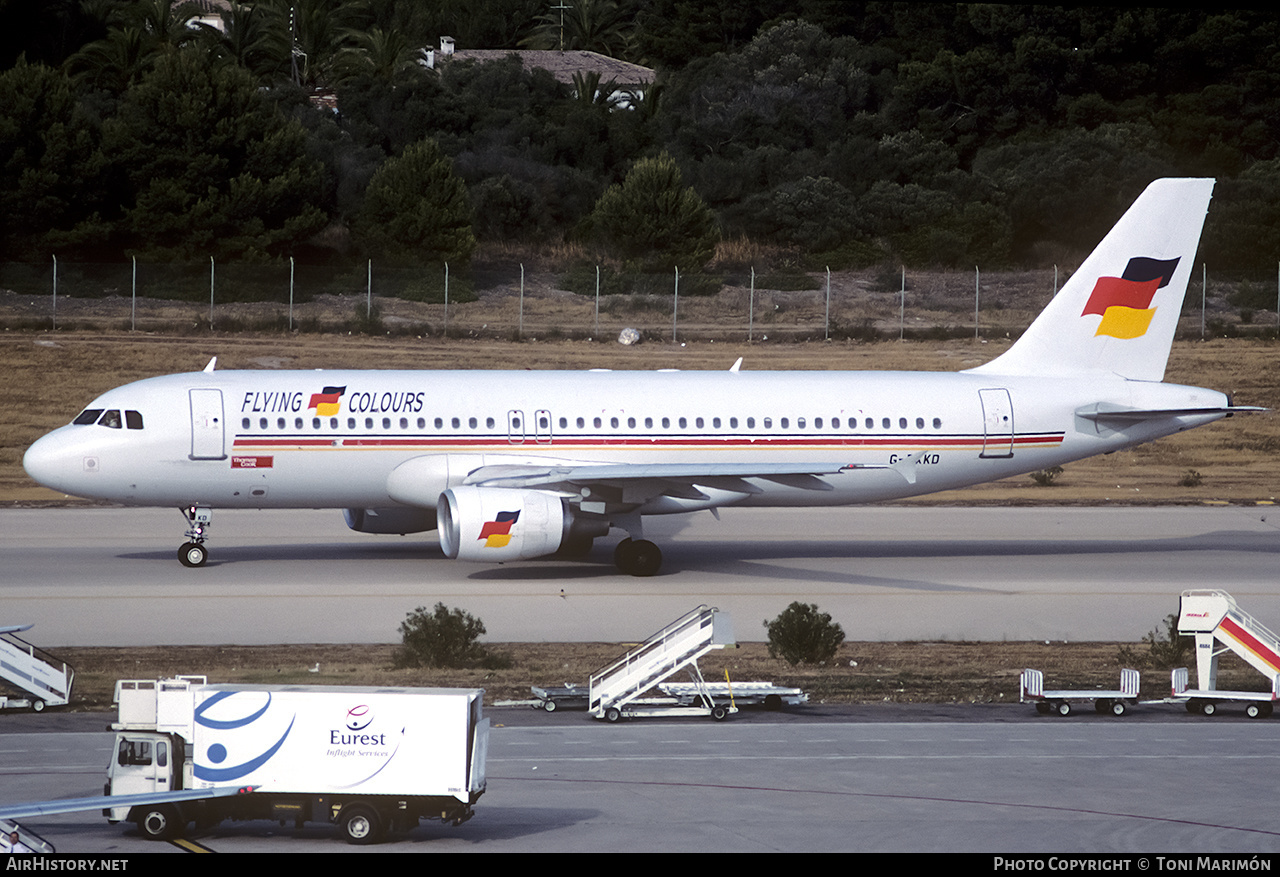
{"left": 178, "top": 506, "right": 212, "bottom": 568}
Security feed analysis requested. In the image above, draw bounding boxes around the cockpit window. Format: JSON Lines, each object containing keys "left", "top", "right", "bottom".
{"left": 73, "top": 409, "right": 103, "bottom": 425}
{"left": 97, "top": 410, "right": 122, "bottom": 429}
{"left": 125, "top": 410, "right": 144, "bottom": 430}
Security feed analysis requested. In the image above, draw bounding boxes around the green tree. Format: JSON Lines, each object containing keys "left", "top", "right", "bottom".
{"left": 587, "top": 152, "right": 718, "bottom": 271}
{"left": 521, "top": 0, "right": 637, "bottom": 60}
{"left": 195, "top": 1, "right": 291, "bottom": 84}
{"left": 103, "top": 47, "right": 327, "bottom": 259}
{"left": 353, "top": 138, "right": 476, "bottom": 264}
{"left": 0, "top": 59, "right": 109, "bottom": 258}
{"left": 764, "top": 602, "right": 845, "bottom": 666}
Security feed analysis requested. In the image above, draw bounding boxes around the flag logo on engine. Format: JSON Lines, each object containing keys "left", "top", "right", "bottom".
{"left": 478, "top": 511, "right": 521, "bottom": 548}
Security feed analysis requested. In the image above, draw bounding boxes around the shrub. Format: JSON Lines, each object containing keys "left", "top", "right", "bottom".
{"left": 394, "top": 603, "right": 510, "bottom": 669}
{"left": 1116, "top": 613, "right": 1194, "bottom": 669}
{"left": 764, "top": 601, "right": 845, "bottom": 665}
{"left": 1030, "top": 466, "right": 1064, "bottom": 486}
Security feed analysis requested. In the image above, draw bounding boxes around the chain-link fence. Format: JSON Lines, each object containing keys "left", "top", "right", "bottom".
{"left": 0, "top": 259, "right": 1265, "bottom": 342}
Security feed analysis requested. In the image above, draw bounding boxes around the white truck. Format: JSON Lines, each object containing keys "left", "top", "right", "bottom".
{"left": 105, "top": 677, "right": 489, "bottom": 844}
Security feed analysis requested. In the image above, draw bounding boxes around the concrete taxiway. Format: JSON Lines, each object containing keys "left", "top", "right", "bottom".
{"left": 3, "top": 706, "right": 1279, "bottom": 853}
{"left": 2, "top": 504, "right": 1278, "bottom": 645}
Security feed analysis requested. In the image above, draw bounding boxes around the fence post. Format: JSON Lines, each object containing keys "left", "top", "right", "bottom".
{"left": 444, "top": 262, "right": 449, "bottom": 334}
{"left": 672, "top": 266, "right": 679, "bottom": 343}
{"left": 289, "top": 256, "right": 294, "bottom": 331}
{"left": 748, "top": 266, "right": 755, "bottom": 341}
{"left": 974, "top": 265, "right": 979, "bottom": 341}
{"left": 366, "top": 258, "right": 372, "bottom": 318}
{"left": 824, "top": 266, "right": 831, "bottom": 340}
{"left": 131, "top": 255, "right": 137, "bottom": 331}
{"left": 899, "top": 267, "right": 905, "bottom": 341}
{"left": 519, "top": 263, "right": 525, "bottom": 338}
{"left": 209, "top": 256, "right": 215, "bottom": 329}
{"left": 594, "top": 265, "right": 600, "bottom": 337}
{"left": 51, "top": 254, "right": 57, "bottom": 331}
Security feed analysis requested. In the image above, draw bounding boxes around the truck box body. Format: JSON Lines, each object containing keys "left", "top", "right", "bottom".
{"left": 108, "top": 678, "right": 488, "bottom": 843}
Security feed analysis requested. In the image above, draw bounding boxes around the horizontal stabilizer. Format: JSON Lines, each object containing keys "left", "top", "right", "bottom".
{"left": 1076, "top": 403, "right": 1266, "bottom": 424}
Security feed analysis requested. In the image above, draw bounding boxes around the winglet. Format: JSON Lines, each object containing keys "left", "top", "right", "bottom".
{"left": 203, "top": 357, "right": 217, "bottom": 373}
{"left": 729, "top": 357, "right": 743, "bottom": 373}
{"left": 968, "top": 178, "right": 1214, "bottom": 382}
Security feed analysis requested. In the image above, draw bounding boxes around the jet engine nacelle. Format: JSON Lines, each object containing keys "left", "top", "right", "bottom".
{"left": 438, "top": 486, "right": 608, "bottom": 562}
{"left": 344, "top": 507, "right": 437, "bottom": 534}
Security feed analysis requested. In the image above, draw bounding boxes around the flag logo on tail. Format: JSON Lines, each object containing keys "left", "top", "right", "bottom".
{"left": 308, "top": 386, "right": 346, "bottom": 416}
{"left": 478, "top": 511, "right": 520, "bottom": 548}
{"left": 1081, "top": 257, "right": 1180, "bottom": 339}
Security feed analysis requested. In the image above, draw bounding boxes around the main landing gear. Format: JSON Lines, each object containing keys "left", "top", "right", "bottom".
{"left": 178, "top": 506, "right": 212, "bottom": 568}
{"left": 614, "top": 537, "right": 662, "bottom": 577}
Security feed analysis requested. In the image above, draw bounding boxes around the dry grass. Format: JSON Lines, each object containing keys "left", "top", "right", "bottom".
{"left": 53, "top": 639, "right": 1268, "bottom": 711}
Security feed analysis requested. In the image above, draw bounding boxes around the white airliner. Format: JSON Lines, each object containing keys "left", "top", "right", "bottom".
{"left": 23, "top": 178, "right": 1257, "bottom": 575}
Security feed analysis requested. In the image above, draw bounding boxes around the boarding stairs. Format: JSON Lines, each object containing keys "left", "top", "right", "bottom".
{"left": 1174, "top": 590, "right": 1280, "bottom": 717}
{"left": 588, "top": 605, "right": 735, "bottom": 721}
{"left": 0, "top": 625, "right": 74, "bottom": 712}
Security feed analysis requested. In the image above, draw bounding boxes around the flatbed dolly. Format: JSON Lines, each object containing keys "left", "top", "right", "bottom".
{"left": 1020, "top": 668, "right": 1140, "bottom": 716}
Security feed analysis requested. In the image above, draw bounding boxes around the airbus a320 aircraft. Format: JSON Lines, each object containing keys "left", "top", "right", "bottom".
{"left": 24, "top": 178, "right": 1257, "bottom": 575}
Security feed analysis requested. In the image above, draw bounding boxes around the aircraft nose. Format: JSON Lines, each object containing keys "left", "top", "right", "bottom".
{"left": 23, "top": 429, "right": 88, "bottom": 492}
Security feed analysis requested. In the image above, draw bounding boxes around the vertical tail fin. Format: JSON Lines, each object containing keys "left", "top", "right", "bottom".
{"left": 968, "top": 178, "right": 1214, "bottom": 381}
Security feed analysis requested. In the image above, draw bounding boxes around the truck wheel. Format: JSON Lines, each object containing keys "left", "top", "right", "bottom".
{"left": 605, "top": 707, "right": 621, "bottom": 723}
{"left": 711, "top": 706, "right": 728, "bottom": 721}
{"left": 339, "top": 804, "right": 384, "bottom": 845}
{"left": 30, "top": 699, "right": 44, "bottom": 712}
{"left": 137, "top": 805, "right": 182, "bottom": 841}
{"left": 1110, "top": 700, "right": 1127, "bottom": 717}
{"left": 543, "top": 699, "right": 557, "bottom": 712}
{"left": 764, "top": 694, "right": 782, "bottom": 711}
{"left": 1246, "top": 703, "right": 1263, "bottom": 719}
{"left": 1200, "top": 701, "right": 1217, "bottom": 717}
{"left": 1055, "top": 701, "right": 1072, "bottom": 717}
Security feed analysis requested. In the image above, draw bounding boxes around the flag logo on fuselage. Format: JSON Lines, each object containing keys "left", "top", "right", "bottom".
{"left": 308, "top": 386, "right": 346, "bottom": 416}
{"left": 478, "top": 511, "right": 520, "bottom": 548}
{"left": 1081, "top": 257, "right": 1180, "bottom": 339}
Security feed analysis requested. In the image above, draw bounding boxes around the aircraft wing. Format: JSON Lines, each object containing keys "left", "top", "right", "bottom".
{"left": 0, "top": 785, "right": 253, "bottom": 822}
{"left": 461, "top": 455, "right": 926, "bottom": 503}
